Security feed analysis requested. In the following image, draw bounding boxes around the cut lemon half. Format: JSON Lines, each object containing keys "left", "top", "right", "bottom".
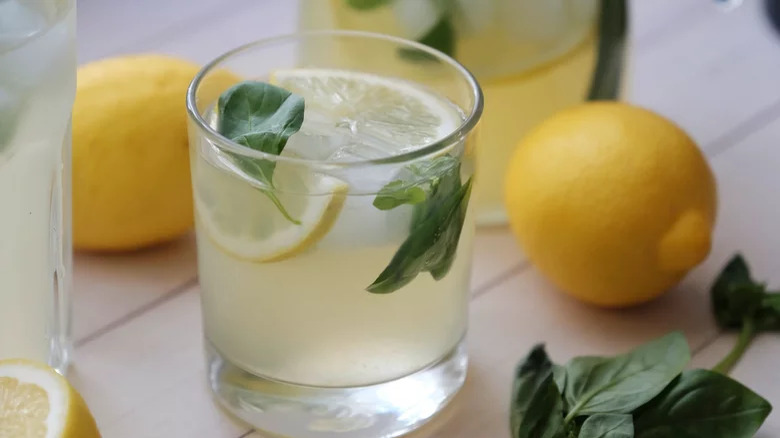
{"left": 193, "top": 148, "right": 348, "bottom": 262}
{"left": 0, "top": 359, "right": 100, "bottom": 438}
{"left": 270, "top": 68, "right": 463, "bottom": 153}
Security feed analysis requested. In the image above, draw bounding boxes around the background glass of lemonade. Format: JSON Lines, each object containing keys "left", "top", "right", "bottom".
{"left": 301, "top": 0, "right": 628, "bottom": 224}
{"left": 0, "top": 0, "right": 75, "bottom": 372}
{"left": 187, "top": 32, "right": 482, "bottom": 438}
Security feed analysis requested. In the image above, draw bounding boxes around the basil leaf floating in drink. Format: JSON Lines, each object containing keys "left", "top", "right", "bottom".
{"left": 399, "top": 16, "right": 456, "bottom": 60}
{"left": 368, "top": 155, "right": 472, "bottom": 293}
{"left": 373, "top": 155, "right": 459, "bottom": 210}
{"left": 217, "top": 81, "right": 305, "bottom": 224}
{"left": 344, "top": 0, "right": 457, "bottom": 59}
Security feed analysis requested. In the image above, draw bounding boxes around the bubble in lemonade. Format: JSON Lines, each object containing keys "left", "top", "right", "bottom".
{"left": 0, "top": 0, "right": 74, "bottom": 369}
{"left": 192, "top": 68, "right": 475, "bottom": 387}
{"left": 301, "top": 0, "right": 626, "bottom": 224}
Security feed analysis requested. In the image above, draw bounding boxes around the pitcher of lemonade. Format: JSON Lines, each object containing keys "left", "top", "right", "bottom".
{"left": 301, "top": 0, "right": 627, "bottom": 224}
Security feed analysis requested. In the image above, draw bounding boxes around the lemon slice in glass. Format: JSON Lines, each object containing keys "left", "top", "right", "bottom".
{"left": 0, "top": 359, "right": 101, "bottom": 438}
{"left": 271, "top": 68, "right": 462, "bottom": 154}
{"left": 193, "top": 146, "right": 348, "bottom": 263}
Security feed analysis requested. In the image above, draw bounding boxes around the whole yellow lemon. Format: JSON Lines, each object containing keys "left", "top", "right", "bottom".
{"left": 73, "top": 55, "right": 238, "bottom": 251}
{"left": 505, "top": 102, "right": 717, "bottom": 307}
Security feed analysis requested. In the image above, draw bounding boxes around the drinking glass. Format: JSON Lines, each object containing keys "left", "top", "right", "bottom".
{"left": 0, "top": 0, "right": 75, "bottom": 373}
{"left": 301, "top": 0, "right": 628, "bottom": 224}
{"left": 186, "top": 31, "right": 482, "bottom": 438}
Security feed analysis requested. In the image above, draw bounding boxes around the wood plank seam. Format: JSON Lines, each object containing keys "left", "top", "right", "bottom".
{"left": 706, "top": 97, "right": 780, "bottom": 159}
{"left": 472, "top": 263, "right": 531, "bottom": 299}
{"left": 74, "top": 276, "right": 198, "bottom": 348}
{"left": 632, "top": 3, "right": 713, "bottom": 53}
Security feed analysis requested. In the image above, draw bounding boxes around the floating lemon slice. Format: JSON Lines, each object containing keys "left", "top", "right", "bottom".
{"left": 0, "top": 359, "right": 101, "bottom": 438}
{"left": 271, "top": 68, "right": 462, "bottom": 153}
{"left": 194, "top": 147, "right": 348, "bottom": 263}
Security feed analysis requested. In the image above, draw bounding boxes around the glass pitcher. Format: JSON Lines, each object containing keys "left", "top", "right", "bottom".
{"left": 0, "top": 0, "right": 76, "bottom": 373}
{"left": 300, "top": 0, "right": 628, "bottom": 225}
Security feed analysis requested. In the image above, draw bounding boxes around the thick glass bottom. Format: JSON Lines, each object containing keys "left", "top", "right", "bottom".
{"left": 207, "top": 339, "right": 467, "bottom": 438}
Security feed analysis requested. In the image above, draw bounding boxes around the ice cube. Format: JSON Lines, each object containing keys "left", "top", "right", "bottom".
{"left": 0, "top": 0, "right": 47, "bottom": 51}
{"left": 285, "top": 130, "right": 352, "bottom": 161}
{"left": 393, "top": 0, "right": 442, "bottom": 40}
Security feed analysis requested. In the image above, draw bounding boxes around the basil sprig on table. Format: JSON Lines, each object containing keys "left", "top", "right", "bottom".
{"left": 512, "top": 332, "right": 772, "bottom": 438}
{"left": 711, "top": 254, "right": 780, "bottom": 374}
{"left": 217, "top": 81, "right": 305, "bottom": 224}
{"left": 367, "top": 155, "right": 472, "bottom": 293}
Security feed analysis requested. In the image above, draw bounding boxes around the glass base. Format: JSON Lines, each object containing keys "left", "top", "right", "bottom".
{"left": 207, "top": 340, "right": 467, "bottom": 438}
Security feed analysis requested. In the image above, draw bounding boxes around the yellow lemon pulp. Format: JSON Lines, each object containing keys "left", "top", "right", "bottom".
{"left": 0, "top": 359, "right": 100, "bottom": 438}
{"left": 505, "top": 102, "right": 717, "bottom": 307}
{"left": 72, "top": 55, "right": 239, "bottom": 251}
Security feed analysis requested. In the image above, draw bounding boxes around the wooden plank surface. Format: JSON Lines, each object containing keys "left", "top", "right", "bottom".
{"left": 70, "top": 1, "right": 780, "bottom": 437}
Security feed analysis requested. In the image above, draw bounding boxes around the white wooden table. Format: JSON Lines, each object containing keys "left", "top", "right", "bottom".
{"left": 73, "top": 1, "right": 780, "bottom": 437}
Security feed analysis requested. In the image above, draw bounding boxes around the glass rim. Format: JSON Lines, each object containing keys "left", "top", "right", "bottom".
{"left": 186, "top": 30, "right": 484, "bottom": 169}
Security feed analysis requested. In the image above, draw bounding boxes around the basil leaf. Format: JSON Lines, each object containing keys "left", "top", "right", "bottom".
{"left": 345, "top": 0, "right": 390, "bottom": 10}
{"left": 634, "top": 369, "right": 772, "bottom": 438}
{"left": 563, "top": 332, "right": 689, "bottom": 418}
{"left": 511, "top": 345, "right": 557, "bottom": 435}
{"left": 711, "top": 254, "right": 763, "bottom": 328}
{"left": 515, "top": 374, "right": 566, "bottom": 438}
{"left": 427, "top": 179, "right": 470, "bottom": 280}
{"left": 372, "top": 181, "right": 427, "bottom": 210}
{"left": 710, "top": 255, "right": 780, "bottom": 374}
{"left": 552, "top": 364, "right": 567, "bottom": 395}
{"left": 366, "top": 177, "right": 472, "bottom": 293}
{"left": 580, "top": 414, "right": 633, "bottom": 438}
{"left": 373, "top": 155, "right": 459, "bottom": 210}
{"left": 218, "top": 81, "right": 304, "bottom": 143}
{"left": 418, "top": 16, "right": 455, "bottom": 56}
{"left": 399, "top": 16, "right": 456, "bottom": 60}
{"left": 510, "top": 346, "right": 566, "bottom": 438}
{"left": 217, "top": 81, "right": 305, "bottom": 224}
{"left": 710, "top": 254, "right": 780, "bottom": 331}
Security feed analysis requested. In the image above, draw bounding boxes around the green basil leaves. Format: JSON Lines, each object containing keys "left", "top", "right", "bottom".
{"left": 511, "top": 332, "right": 771, "bottom": 438}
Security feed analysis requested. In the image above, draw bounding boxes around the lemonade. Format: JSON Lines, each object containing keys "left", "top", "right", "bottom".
{"left": 301, "top": 0, "right": 627, "bottom": 223}
{"left": 0, "top": 0, "right": 75, "bottom": 371}
{"left": 187, "top": 33, "right": 482, "bottom": 437}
